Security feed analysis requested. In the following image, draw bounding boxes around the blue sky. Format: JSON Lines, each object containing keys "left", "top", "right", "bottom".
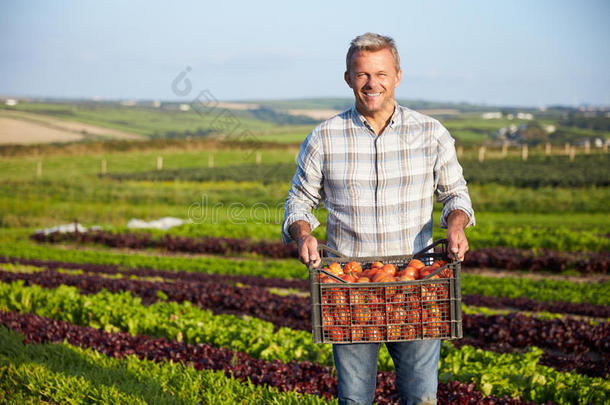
{"left": 1, "top": 0, "right": 608, "bottom": 107}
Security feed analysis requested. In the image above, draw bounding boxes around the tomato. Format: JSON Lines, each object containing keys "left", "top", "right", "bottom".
{"left": 418, "top": 266, "right": 440, "bottom": 280}
{"left": 371, "top": 270, "right": 393, "bottom": 283}
{"left": 380, "top": 263, "right": 397, "bottom": 276}
{"left": 439, "top": 268, "right": 454, "bottom": 279}
{"left": 344, "top": 261, "right": 363, "bottom": 274}
{"left": 327, "top": 262, "right": 343, "bottom": 276}
{"left": 350, "top": 289, "right": 366, "bottom": 305}
{"left": 388, "top": 324, "right": 401, "bottom": 340}
{"left": 396, "top": 266, "right": 417, "bottom": 279}
{"left": 403, "top": 324, "right": 417, "bottom": 340}
{"left": 392, "top": 292, "right": 407, "bottom": 305}
{"left": 372, "top": 310, "right": 386, "bottom": 326}
{"left": 389, "top": 307, "right": 407, "bottom": 324}
{"left": 432, "top": 260, "right": 448, "bottom": 268}
{"left": 351, "top": 326, "right": 365, "bottom": 342}
{"left": 351, "top": 305, "right": 371, "bottom": 325}
{"left": 361, "top": 268, "right": 378, "bottom": 279}
{"left": 371, "top": 261, "right": 384, "bottom": 269}
{"left": 367, "top": 327, "right": 384, "bottom": 341}
{"left": 340, "top": 273, "right": 358, "bottom": 283}
{"left": 323, "top": 313, "right": 334, "bottom": 328}
{"left": 356, "top": 276, "right": 370, "bottom": 283}
{"left": 329, "top": 326, "right": 348, "bottom": 342}
{"left": 333, "top": 305, "right": 350, "bottom": 325}
{"left": 406, "top": 259, "right": 425, "bottom": 270}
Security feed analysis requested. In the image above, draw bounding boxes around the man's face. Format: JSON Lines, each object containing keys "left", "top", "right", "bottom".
{"left": 345, "top": 48, "right": 402, "bottom": 117}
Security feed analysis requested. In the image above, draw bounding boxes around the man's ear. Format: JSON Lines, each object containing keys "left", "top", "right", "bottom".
{"left": 344, "top": 70, "right": 353, "bottom": 89}
{"left": 395, "top": 69, "right": 402, "bottom": 88}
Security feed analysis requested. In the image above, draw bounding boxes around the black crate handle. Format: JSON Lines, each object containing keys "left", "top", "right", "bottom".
{"left": 316, "top": 243, "right": 347, "bottom": 259}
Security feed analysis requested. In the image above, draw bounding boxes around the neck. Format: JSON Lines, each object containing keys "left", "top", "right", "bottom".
{"left": 357, "top": 104, "right": 395, "bottom": 135}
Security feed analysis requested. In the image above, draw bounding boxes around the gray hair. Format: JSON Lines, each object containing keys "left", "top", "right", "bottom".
{"left": 346, "top": 32, "right": 400, "bottom": 73}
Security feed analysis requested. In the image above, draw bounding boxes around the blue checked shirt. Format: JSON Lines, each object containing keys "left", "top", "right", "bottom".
{"left": 282, "top": 103, "right": 475, "bottom": 257}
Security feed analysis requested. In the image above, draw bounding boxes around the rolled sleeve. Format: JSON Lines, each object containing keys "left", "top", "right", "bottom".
{"left": 281, "top": 131, "right": 324, "bottom": 244}
{"left": 434, "top": 128, "right": 476, "bottom": 229}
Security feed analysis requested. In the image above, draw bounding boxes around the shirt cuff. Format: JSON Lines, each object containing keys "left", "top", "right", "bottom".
{"left": 281, "top": 212, "right": 321, "bottom": 245}
{"left": 440, "top": 203, "right": 476, "bottom": 229}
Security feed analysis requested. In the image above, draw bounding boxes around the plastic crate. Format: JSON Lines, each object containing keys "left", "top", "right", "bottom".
{"left": 309, "top": 239, "right": 462, "bottom": 344}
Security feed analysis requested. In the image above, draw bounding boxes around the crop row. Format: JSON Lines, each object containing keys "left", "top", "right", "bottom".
{"left": 1, "top": 283, "right": 608, "bottom": 404}
{"left": 4, "top": 260, "right": 582, "bottom": 324}
{"left": 0, "top": 311, "right": 540, "bottom": 405}
{"left": 107, "top": 155, "right": 610, "bottom": 188}
{"left": 2, "top": 256, "right": 608, "bottom": 313}
{"left": 1, "top": 276, "right": 607, "bottom": 378}
{"left": 31, "top": 230, "right": 610, "bottom": 272}
{"left": 0, "top": 327, "right": 330, "bottom": 405}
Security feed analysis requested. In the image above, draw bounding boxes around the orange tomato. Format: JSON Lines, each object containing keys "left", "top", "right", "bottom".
{"left": 356, "top": 276, "right": 370, "bottom": 283}
{"left": 407, "top": 259, "right": 425, "bottom": 270}
{"left": 432, "top": 260, "right": 448, "bottom": 268}
{"left": 388, "top": 324, "right": 401, "bottom": 340}
{"left": 344, "top": 261, "right": 363, "bottom": 274}
{"left": 340, "top": 273, "right": 358, "bottom": 283}
{"left": 371, "top": 261, "right": 384, "bottom": 269}
{"left": 380, "top": 264, "right": 397, "bottom": 276}
{"left": 327, "top": 262, "right": 344, "bottom": 276}
{"left": 396, "top": 266, "right": 418, "bottom": 279}
{"left": 351, "top": 326, "right": 365, "bottom": 342}
{"left": 417, "top": 266, "right": 439, "bottom": 280}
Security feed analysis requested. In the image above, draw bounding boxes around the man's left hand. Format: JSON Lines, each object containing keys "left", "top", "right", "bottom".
{"left": 446, "top": 210, "right": 470, "bottom": 261}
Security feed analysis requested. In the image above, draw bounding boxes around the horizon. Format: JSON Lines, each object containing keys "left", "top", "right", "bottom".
{"left": 1, "top": 1, "right": 609, "bottom": 107}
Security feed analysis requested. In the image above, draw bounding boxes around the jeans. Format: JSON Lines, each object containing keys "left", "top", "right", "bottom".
{"left": 333, "top": 339, "right": 440, "bottom": 405}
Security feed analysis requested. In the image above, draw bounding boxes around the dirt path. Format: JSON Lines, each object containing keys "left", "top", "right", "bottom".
{"left": 0, "top": 110, "right": 144, "bottom": 144}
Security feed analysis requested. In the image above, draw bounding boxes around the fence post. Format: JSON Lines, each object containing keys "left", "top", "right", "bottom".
{"left": 501, "top": 142, "right": 508, "bottom": 158}
{"left": 584, "top": 140, "right": 590, "bottom": 155}
{"left": 36, "top": 161, "right": 42, "bottom": 178}
{"left": 256, "top": 151, "right": 262, "bottom": 165}
{"left": 604, "top": 141, "right": 608, "bottom": 153}
{"left": 521, "top": 144, "right": 528, "bottom": 161}
{"left": 569, "top": 146, "right": 576, "bottom": 161}
{"left": 545, "top": 142, "right": 551, "bottom": 156}
{"left": 564, "top": 142, "right": 570, "bottom": 155}
{"left": 478, "top": 146, "right": 486, "bottom": 162}
{"left": 208, "top": 153, "right": 214, "bottom": 168}
{"left": 101, "top": 159, "right": 107, "bottom": 175}
{"left": 457, "top": 146, "right": 463, "bottom": 158}
{"left": 157, "top": 156, "right": 163, "bottom": 171}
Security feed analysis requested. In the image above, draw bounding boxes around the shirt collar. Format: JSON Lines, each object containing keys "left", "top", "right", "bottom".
{"left": 351, "top": 102, "right": 401, "bottom": 132}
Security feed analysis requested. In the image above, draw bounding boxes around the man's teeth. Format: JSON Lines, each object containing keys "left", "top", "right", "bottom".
{"left": 365, "top": 92, "right": 381, "bottom": 96}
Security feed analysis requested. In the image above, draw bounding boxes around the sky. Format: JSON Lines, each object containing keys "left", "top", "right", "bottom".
{"left": 1, "top": 0, "right": 609, "bottom": 107}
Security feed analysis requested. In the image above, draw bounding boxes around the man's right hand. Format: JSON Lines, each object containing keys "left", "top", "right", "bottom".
{"left": 297, "top": 234, "right": 321, "bottom": 268}
{"left": 289, "top": 220, "right": 321, "bottom": 268}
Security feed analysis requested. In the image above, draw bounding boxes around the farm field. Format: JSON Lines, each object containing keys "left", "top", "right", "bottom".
{"left": 0, "top": 100, "right": 609, "bottom": 404}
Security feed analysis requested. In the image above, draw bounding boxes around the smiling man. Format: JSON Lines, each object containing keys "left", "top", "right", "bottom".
{"left": 282, "top": 32, "right": 475, "bottom": 405}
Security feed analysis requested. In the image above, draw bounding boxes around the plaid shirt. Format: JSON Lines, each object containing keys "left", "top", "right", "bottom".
{"left": 282, "top": 103, "right": 475, "bottom": 257}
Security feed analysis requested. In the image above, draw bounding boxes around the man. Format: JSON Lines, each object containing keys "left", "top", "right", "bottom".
{"left": 281, "top": 32, "right": 475, "bottom": 405}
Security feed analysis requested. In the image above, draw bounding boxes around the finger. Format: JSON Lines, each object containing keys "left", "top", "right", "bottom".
{"left": 299, "top": 246, "right": 310, "bottom": 264}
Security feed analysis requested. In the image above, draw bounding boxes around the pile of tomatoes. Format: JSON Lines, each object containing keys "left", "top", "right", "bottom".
{"left": 318, "top": 258, "right": 452, "bottom": 284}
{"left": 319, "top": 258, "right": 454, "bottom": 343}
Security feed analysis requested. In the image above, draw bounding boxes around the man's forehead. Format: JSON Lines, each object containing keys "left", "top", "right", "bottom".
{"left": 348, "top": 49, "right": 397, "bottom": 71}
